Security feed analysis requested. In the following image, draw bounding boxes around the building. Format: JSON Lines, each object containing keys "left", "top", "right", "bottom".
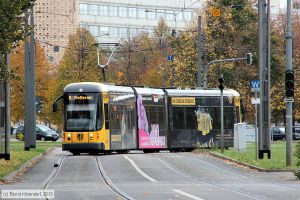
{"left": 34, "top": 0, "right": 79, "bottom": 66}
{"left": 78, "top": 0, "right": 201, "bottom": 44}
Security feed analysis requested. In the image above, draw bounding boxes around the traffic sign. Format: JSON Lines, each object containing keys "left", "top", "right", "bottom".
{"left": 251, "top": 80, "right": 260, "bottom": 92}
{"left": 168, "top": 55, "right": 174, "bottom": 61}
{"left": 251, "top": 80, "right": 260, "bottom": 88}
{"left": 212, "top": 9, "right": 221, "bottom": 17}
{"left": 251, "top": 98, "right": 260, "bottom": 104}
{"left": 284, "top": 98, "right": 294, "bottom": 103}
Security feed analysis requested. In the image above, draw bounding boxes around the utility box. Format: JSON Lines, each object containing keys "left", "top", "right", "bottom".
{"left": 234, "top": 123, "right": 247, "bottom": 152}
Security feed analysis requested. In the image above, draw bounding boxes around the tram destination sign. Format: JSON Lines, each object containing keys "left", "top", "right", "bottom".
{"left": 171, "top": 97, "right": 195, "bottom": 105}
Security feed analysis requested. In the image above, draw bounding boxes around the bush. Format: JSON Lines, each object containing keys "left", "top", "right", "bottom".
{"left": 296, "top": 143, "right": 300, "bottom": 166}
{"left": 294, "top": 142, "right": 300, "bottom": 179}
{"left": 17, "top": 133, "right": 24, "bottom": 141}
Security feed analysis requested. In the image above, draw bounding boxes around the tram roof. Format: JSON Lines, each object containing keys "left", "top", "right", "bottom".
{"left": 165, "top": 88, "right": 240, "bottom": 97}
{"left": 64, "top": 82, "right": 134, "bottom": 93}
{"left": 134, "top": 87, "right": 165, "bottom": 95}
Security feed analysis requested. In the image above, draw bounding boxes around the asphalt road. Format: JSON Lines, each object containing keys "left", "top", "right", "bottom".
{"left": 1, "top": 148, "right": 300, "bottom": 200}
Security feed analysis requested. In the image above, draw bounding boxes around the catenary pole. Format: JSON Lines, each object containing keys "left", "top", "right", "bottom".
{"left": 29, "top": 6, "right": 36, "bottom": 148}
{"left": 197, "top": 16, "right": 202, "bottom": 87}
{"left": 286, "top": 0, "right": 293, "bottom": 166}
{"left": 220, "top": 74, "right": 224, "bottom": 153}
{"left": 24, "top": 9, "right": 31, "bottom": 151}
{"left": 5, "top": 54, "right": 10, "bottom": 160}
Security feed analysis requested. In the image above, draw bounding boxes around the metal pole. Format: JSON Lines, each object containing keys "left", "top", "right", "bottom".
{"left": 255, "top": 91, "right": 258, "bottom": 160}
{"left": 162, "top": 37, "right": 167, "bottom": 87}
{"left": 286, "top": 0, "right": 293, "bottom": 166}
{"left": 258, "top": 0, "right": 271, "bottom": 159}
{"left": 203, "top": 33, "right": 207, "bottom": 89}
{"left": 5, "top": 54, "right": 10, "bottom": 160}
{"left": 171, "top": 55, "right": 175, "bottom": 87}
{"left": 197, "top": 16, "right": 202, "bottom": 87}
{"left": 29, "top": 6, "right": 36, "bottom": 148}
{"left": 220, "top": 74, "right": 224, "bottom": 153}
{"left": 24, "top": 9, "right": 30, "bottom": 151}
{"left": 266, "top": 0, "right": 271, "bottom": 158}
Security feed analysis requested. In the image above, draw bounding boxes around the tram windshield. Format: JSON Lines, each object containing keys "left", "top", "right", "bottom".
{"left": 64, "top": 93, "right": 102, "bottom": 132}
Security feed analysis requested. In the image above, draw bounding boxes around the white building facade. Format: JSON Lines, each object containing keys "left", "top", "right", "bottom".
{"left": 78, "top": 0, "right": 201, "bottom": 43}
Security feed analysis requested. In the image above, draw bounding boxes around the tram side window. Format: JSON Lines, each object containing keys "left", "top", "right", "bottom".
{"left": 104, "top": 103, "right": 109, "bottom": 129}
{"left": 173, "top": 107, "right": 185, "bottom": 129}
{"left": 224, "top": 107, "right": 234, "bottom": 129}
{"left": 186, "top": 107, "right": 196, "bottom": 129}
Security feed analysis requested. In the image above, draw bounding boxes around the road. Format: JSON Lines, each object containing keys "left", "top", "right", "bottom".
{"left": 1, "top": 148, "right": 299, "bottom": 200}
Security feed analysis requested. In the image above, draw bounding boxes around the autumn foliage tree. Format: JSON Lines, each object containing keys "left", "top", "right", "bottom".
{"left": 51, "top": 28, "right": 99, "bottom": 126}
{"left": 10, "top": 42, "right": 51, "bottom": 123}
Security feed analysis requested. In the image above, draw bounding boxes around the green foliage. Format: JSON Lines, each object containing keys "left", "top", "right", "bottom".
{"left": 0, "top": 142, "right": 60, "bottom": 179}
{"left": 213, "top": 142, "right": 298, "bottom": 170}
{"left": 295, "top": 143, "right": 300, "bottom": 166}
{"left": 0, "top": 0, "right": 34, "bottom": 80}
{"left": 52, "top": 28, "right": 99, "bottom": 126}
{"left": 294, "top": 143, "right": 300, "bottom": 179}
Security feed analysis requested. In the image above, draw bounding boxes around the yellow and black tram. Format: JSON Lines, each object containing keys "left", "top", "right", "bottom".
{"left": 53, "top": 82, "right": 242, "bottom": 155}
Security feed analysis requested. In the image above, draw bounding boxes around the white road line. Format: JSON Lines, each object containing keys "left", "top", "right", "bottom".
{"left": 123, "top": 155, "right": 157, "bottom": 182}
{"left": 172, "top": 189, "right": 206, "bottom": 200}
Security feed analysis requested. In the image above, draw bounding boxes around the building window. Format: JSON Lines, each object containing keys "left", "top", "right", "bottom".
{"left": 165, "top": 10, "right": 174, "bottom": 20}
{"left": 156, "top": 9, "right": 164, "bottom": 19}
{"left": 184, "top": 11, "right": 192, "bottom": 21}
{"left": 178, "top": 11, "right": 183, "bottom": 21}
{"left": 89, "top": 25, "right": 99, "bottom": 36}
{"left": 99, "top": 5, "right": 108, "bottom": 16}
{"left": 138, "top": 8, "right": 146, "bottom": 19}
{"left": 119, "top": 27, "right": 128, "bottom": 38}
{"left": 79, "top": 4, "right": 88, "bottom": 15}
{"left": 110, "top": 27, "right": 118, "bottom": 37}
{"left": 89, "top": 4, "right": 98, "bottom": 15}
{"left": 110, "top": 6, "right": 118, "bottom": 16}
{"left": 118, "top": 7, "right": 127, "bottom": 17}
{"left": 128, "top": 7, "right": 137, "bottom": 18}
{"left": 147, "top": 10, "right": 156, "bottom": 19}
{"left": 100, "top": 26, "right": 109, "bottom": 35}
{"left": 130, "top": 28, "right": 138, "bottom": 37}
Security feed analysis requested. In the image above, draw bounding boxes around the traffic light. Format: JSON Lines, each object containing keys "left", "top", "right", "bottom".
{"left": 246, "top": 53, "right": 253, "bottom": 65}
{"left": 285, "top": 70, "right": 294, "bottom": 98}
{"left": 218, "top": 76, "right": 224, "bottom": 90}
{"left": 36, "top": 96, "right": 44, "bottom": 114}
{"left": 172, "top": 29, "right": 176, "bottom": 37}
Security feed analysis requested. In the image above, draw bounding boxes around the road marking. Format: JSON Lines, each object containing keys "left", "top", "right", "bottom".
{"left": 123, "top": 155, "right": 157, "bottom": 182}
{"left": 172, "top": 189, "right": 205, "bottom": 200}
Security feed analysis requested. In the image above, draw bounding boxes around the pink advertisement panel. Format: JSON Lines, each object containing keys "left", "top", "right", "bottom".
{"left": 137, "top": 95, "right": 166, "bottom": 149}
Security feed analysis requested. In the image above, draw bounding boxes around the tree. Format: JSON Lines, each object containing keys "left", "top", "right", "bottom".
{"left": 0, "top": 0, "right": 34, "bottom": 80}
{"left": 111, "top": 18, "right": 171, "bottom": 87}
{"left": 10, "top": 41, "right": 51, "bottom": 123}
{"left": 52, "top": 28, "right": 99, "bottom": 126}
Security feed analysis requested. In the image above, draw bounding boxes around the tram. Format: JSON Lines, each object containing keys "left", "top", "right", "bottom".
{"left": 53, "top": 82, "right": 241, "bottom": 155}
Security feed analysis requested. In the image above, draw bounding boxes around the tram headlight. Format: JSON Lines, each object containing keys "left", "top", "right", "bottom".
{"left": 89, "top": 133, "right": 93, "bottom": 137}
{"left": 67, "top": 133, "right": 71, "bottom": 138}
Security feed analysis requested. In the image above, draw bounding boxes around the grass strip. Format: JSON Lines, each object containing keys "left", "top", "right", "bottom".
{"left": 0, "top": 141, "right": 61, "bottom": 179}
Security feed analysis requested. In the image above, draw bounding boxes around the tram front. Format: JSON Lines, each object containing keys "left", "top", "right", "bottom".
{"left": 53, "top": 83, "right": 107, "bottom": 155}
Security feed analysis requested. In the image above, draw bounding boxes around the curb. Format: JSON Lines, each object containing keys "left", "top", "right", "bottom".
{"left": 1, "top": 147, "right": 56, "bottom": 184}
{"left": 208, "top": 152, "right": 292, "bottom": 172}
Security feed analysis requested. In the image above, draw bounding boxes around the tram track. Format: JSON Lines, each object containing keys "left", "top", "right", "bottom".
{"left": 191, "top": 154, "right": 300, "bottom": 190}
{"left": 154, "top": 154, "right": 267, "bottom": 200}
{"left": 95, "top": 156, "right": 136, "bottom": 200}
{"left": 40, "top": 152, "right": 67, "bottom": 200}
